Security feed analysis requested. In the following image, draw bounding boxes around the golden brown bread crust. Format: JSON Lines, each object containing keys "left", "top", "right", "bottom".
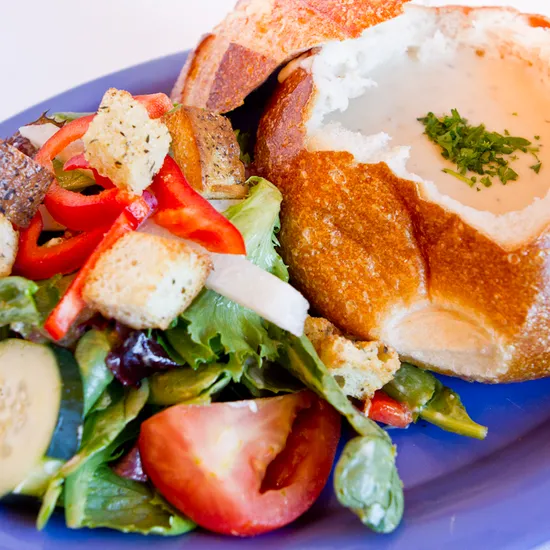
{"left": 173, "top": 0, "right": 409, "bottom": 113}
{"left": 164, "top": 106, "right": 246, "bottom": 199}
{"left": 255, "top": 60, "right": 550, "bottom": 383}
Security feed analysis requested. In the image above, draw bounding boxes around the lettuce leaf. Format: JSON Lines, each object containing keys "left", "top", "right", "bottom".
{"left": 166, "top": 178, "right": 287, "bottom": 376}
{"left": 37, "top": 383, "right": 149, "bottom": 529}
{"left": 75, "top": 330, "right": 115, "bottom": 417}
{"left": 52, "top": 159, "right": 96, "bottom": 191}
{"left": 64, "top": 442, "right": 194, "bottom": 535}
{"left": 0, "top": 277, "right": 40, "bottom": 327}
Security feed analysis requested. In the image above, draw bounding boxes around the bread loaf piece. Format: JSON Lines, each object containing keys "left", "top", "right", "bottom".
{"left": 172, "top": 0, "right": 409, "bottom": 113}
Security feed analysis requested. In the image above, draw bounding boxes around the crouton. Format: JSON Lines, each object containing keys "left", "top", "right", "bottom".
{"left": 83, "top": 88, "right": 171, "bottom": 196}
{"left": 0, "top": 214, "right": 18, "bottom": 277}
{"left": 305, "top": 316, "right": 400, "bottom": 400}
{"left": 82, "top": 232, "right": 211, "bottom": 330}
{"left": 164, "top": 106, "right": 247, "bottom": 199}
{"left": 0, "top": 141, "right": 54, "bottom": 227}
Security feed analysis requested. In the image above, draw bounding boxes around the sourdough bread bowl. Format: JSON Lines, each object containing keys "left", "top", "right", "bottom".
{"left": 178, "top": 1, "right": 550, "bottom": 383}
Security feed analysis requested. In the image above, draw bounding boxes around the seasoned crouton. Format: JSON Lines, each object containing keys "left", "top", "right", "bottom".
{"left": 305, "top": 316, "right": 400, "bottom": 400}
{"left": 83, "top": 89, "right": 171, "bottom": 196}
{"left": 304, "top": 316, "right": 342, "bottom": 345}
{"left": 164, "top": 106, "right": 246, "bottom": 199}
{"left": 82, "top": 232, "right": 211, "bottom": 330}
{"left": 0, "top": 214, "right": 18, "bottom": 277}
{"left": 0, "top": 141, "right": 53, "bottom": 227}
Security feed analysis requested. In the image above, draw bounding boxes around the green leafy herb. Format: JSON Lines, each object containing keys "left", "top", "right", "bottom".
{"left": 75, "top": 330, "right": 115, "bottom": 417}
{"left": 531, "top": 162, "right": 542, "bottom": 174}
{"left": 64, "top": 442, "right": 195, "bottom": 535}
{"left": 419, "top": 109, "right": 542, "bottom": 186}
{"left": 166, "top": 178, "right": 287, "bottom": 377}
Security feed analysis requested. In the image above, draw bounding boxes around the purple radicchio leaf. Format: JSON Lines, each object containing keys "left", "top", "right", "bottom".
{"left": 106, "top": 331, "right": 180, "bottom": 387}
{"left": 111, "top": 443, "right": 148, "bottom": 483}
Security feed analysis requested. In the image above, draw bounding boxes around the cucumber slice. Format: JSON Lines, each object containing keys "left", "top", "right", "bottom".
{"left": 0, "top": 340, "right": 62, "bottom": 497}
{"left": 47, "top": 347, "right": 83, "bottom": 460}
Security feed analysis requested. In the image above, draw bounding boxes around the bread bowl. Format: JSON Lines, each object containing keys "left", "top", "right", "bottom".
{"left": 251, "top": 4, "right": 550, "bottom": 382}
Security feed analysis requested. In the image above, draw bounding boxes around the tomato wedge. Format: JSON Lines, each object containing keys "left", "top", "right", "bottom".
{"left": 139, "top": 391, "right": 341, "bottom": 536}
{"left": 367, "top": 391, "right": 413, "bottom": 429}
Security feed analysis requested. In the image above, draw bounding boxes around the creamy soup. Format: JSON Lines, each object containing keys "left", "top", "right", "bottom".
{"left": 324, "top": 48, "right": 550, "bottom": 215}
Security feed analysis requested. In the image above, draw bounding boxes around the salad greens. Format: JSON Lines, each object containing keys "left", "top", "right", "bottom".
{"left": 166, "top": 178, "right": 287, "bottom": 377}
{"left": 385, "top": 363, "right": 487, "bottom": 439}
{"left": 148, "top": 363, "right": 232, "bottom": 406}
{"left": 0, "top": 277, "right": 40, "bottom": 326}
{"left": 64, "top": 438, "right": 194, "bottom": 535}
{"left": 270, "top": 328, "right": 404, "bottom": 531}
{"left": 75, "top": 330, "right": 115, "bottom": 416}
{"left": 53, "top": 159, "right": 96, "bottom": 191}
{"left": 38, "top": 383, "right": 149, "bottom": 529}
{"left": 0, "top": 169, "right": 488, "bottom": 539}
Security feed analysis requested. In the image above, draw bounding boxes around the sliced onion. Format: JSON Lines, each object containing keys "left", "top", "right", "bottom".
{"left": 139, "top": 220, "right": 309, "bottom": 336}
{"left": 19, "top": 124, "right": 84, "bottom": 163}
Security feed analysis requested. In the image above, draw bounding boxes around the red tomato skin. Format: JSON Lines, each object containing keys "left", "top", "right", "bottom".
{"left": 139, "top": 392, "right": 341, "bottom": 537}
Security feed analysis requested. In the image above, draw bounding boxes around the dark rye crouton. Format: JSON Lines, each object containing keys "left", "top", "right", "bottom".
{"left": 0, "top": 140, "right": 53, "bottom": 228}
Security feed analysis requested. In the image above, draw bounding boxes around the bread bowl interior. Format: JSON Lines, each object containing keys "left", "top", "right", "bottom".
{"left": 265, "top": 5, "right": 550, "bottom": 381}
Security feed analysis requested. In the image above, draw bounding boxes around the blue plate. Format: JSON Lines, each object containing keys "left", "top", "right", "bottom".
{"left": 1, "top": 53, "right": 550, "bottom": 550}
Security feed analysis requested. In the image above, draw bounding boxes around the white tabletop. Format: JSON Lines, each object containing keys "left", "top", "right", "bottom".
{"left": 0, "top": 0, "right": 548, "bottom": 122}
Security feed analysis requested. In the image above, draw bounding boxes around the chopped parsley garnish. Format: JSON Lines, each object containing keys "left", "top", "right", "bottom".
{"left": 418, "top": 109, "right": 543, "bottom": 187}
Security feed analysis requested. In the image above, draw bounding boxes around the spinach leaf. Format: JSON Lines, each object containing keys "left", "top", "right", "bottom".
{"left": 334, "top": 436, "right": 404, "bottom": 534}
{"left": 421, "top": 385, "right": 487, "bottom": 440}
{"left": 148, "top": 364, "right": 232, "bottom": 406}
{"left": 243, "top": 361, "right": 303, "bottom": 397}
{"left": 64, "top": 443, "right": 194, "bottom": 535}
{"left": 37, "top": 382, "right": 149, "bottom": 529}
{"left": 271, "top": 327, "right": 404, "bottom": 532}
{"left": 75, "top": 330, "right": 115, "bottom": 417}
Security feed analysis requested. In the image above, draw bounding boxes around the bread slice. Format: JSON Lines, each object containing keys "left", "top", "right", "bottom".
{"left": 83, "top": 89, "right": 171, "bottom": 196}
{"left": 255, "top": 5, "right": 550, "bottom": 382}
{"left": 305, "top": 317, "right": 400, "bottom": 399}
{"left": 163, "top": 106, "right": 246, "bottom": 198}
{"left": 0, "top": 214, "right": 17, "bottom": 277}
{"left": 0, "top": 141, "right": 53, "bottom": 228}
{"left": 83, "top": 232, "right": 211, "bottom": 329}
{"left": 172, "top": 0, "right": 409, "bottom": 113}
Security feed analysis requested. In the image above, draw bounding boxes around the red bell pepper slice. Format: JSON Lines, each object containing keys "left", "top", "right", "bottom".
{"left": 133, "top": 93, "right": 173, "bottom": 119}
{"left": 367, "top": 391, "right": 413, "bottom": 429}
{"left": 63, "top": 153, "right": 114, "bottom": 189}
{"left": 44, "top": 192, "right": 157, "bottom": 341}
{"left": 151, "top": 156, "right": 246, "bottom": 255}
{"left": 13, "top": 212, "right": 106, "bottom": 281}
{"left": 35, "top": 115, "right": 95, "bottom": 171}
{"left": 35, "top": 93, "right": 172, "bottom": 173}
{"left": 44, "top": 181, "right": 133, "bottom": 232}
